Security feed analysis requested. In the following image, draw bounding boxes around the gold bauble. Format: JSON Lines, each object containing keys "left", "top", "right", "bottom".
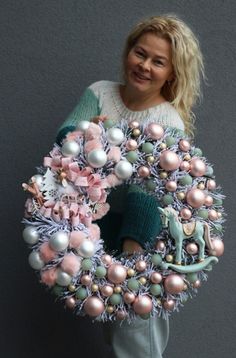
{"left": 147, "top": 156, "right": 155, "bottom": 164}
{"left": 160, "top": 143, "right": 167, "bottom": 150}
{"left": 197, "top": 182, "right": 205, "bottom": 190}
{"left": 139, "top": 277, "right": 147, "bottom": 285}
{"left": 132, "top": 129, "right": 141, "bottom": 137}
{"left": 114, "top": 286, "right": 122, "bottom": 293}
{"left": 106, "top": 305, "right": 114, "bottom": 314}
{"left": 217, "top": 212, "right": 222, "bottom": 219}
{"left": 91, "top": 284, "right": 99, "bottom": 292}
{"left": 184, "top": 154, "right": 191, "bottom": 161}
{"left": 127, "top": 268, "right": 135, "bottom": 277}
{"left": 68, "top": 284, "right": 76, "bottom": 292}
{"left": 165, "top": 254, "right": 174, "bottom": 263}
{"left": 160, "top": 171, "right": 168, "bottom": 179}
{"left": 156, "top": 298, "right": 162, "bottom": 306}
{"left": 183, "top": 284, "right": 188, "bottom": 290}
{"left": 177, "top": 192, "right": 185, "bottom": 200}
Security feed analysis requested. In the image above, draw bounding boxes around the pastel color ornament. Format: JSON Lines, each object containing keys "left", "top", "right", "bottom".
{"left": 210, "top": 238, "right": 224, "bottom": 256}
{"left": 109, "top": 293, "right": 122, "bottom": 305}
{"left": 49, "top": 231, "right": 69, "bottom": 252}
{"left": 41, "top": 267, "right": 57, "bottom": 286}
{"left": 84, "top": 297, "right": 105, "bottom": 317}
{"left": 85, "top": 122, "right": 102, "bottom": 140}
{"left": 164, "top": 274, "right": 185, "bottom": 294}
{"left": 180, "top": 208, "right": 192, "bottom": 220}
{"left": 190, "top": 158, "right": 206, "bottom": 177}
{"left": 80, "top": 275, "right": 92, "bottom": 286}
{"left": 205, "top": 195, "right": 213, "bottom": 207}
{"left": 28, "top": 251, "right": 44, "bottom": 270}
{"left": 103, "top": 118, "right": 115, "bottom": 129}
{"left": 114, "top": 160, "right": 133, "bottom": 179}
{"left": 61, "top": 254, "right": 81, "bottom": 276}
{"left": 186, "top": 188, "right": 205, "bottom": 208}
{"left": 129, "top": 120, "right": 140, "bottom": 129}
{"left": 150, "top": 284, "right": 162, "bottom": 296}
{"left": 107, "top": 264, "right": 127, "bottom": 284}
{"left": 179, "top": 174, "right": 193, "bottom": 186}
{"left": 84, "top": 139, "right": 103, "bottom": 154}
{"left": 156, "top": 241, "right": 165, "bottom": 251}
{"left": 165, "top": 136, "right": 176, "bottom": 147}
{"left": 132, "top": 128, "right": 141, "bottom": 137}
{"left": 116, "top": 310, "right": 127, "bottom": 320}
{"left": 95, "top": 266, "right": 107, "bottom": 278}
{"left": 88, "top": 224, "right": 101, "bottom": 242}
{"left": 56, "top": 270, "right": 72, "bottom": 286}
{"left": 87, "top": 149, "right": 107, "bottom": 168}
{"left": 101, "top": 254, "right": 112, "bottom": 266}
{"left": 39, "top": 242, "right": 58, "bottom": 263}
{"left": 76, "top": 287, "right": 87, "bottom": 300}
{"left": 163, "top": 299, "right": 175, "bottom": 311}
{"left": 192, "top": 147, "right": 202, "bottom": 157}
{"left": 101, "top": 285, "right": 114, "bottom": 297}
{"left": 150, "top": 272, "right": 162, "bottom": 284}
{"left": 66, "top": 297, "right": 76, "bottom": 309}
{"left": 138, "top": 166, "right": 150, "bottom": 177}
{"left": 179, "top": 139, "right": 191, "bottom": 152}
{"left": 146, "top": 123, "right": 164, "bottom": 140}
{"left": 141, "top": 142, "right": 154, "bottom": 154}
{"left": 207, "top": 179, "right": 216, "bottom": 190}
{"left": 77, "top": 240, "right": 95, "bottom": 258}
{"left": 186, "top": 243, "right": 199, "bottom": 255}
{"left": 124, "top": 292, "right": 136, "bottom": 304}
{"left": 77, "top": 120, "right": 90, "bottom": 132}
{"left": 133, "top": 295, "right": 153, "bottom": 315}
{"left": 135, "top": 260, "right": 147, "bottom": 272}
{"left": 146, "top": 155, "right": 155, "bottom": 164}
{"left": 126, "top": 151, "right": 139, "bottom": 163}
{"left": 205, "top": 165, "right": 214, "bottom": 176}
{"left": 126, "top": 139, "right": 138, "bottom": 151}
{"left": 127, "top": 278, "right": 140, "bottom": 291}
{"left": 151, "top": 254, "right": 162, "bottom": 266}
{"left": 159, "top": 150, "right": 180, "bottom": 171}
{"left": 193, "top": 280, "right": 201, "bottom": 288}
{"left": 106, "top": 128, "right": 125, "bottom": 145}
{"left": 165, "top": 180, "right": 177, "bottom": 192}
{"left": 146, "top": 179, "right": 156, "bottom": 191}
{"left": 81, "top": 258, "right": 93, "bottom": 271}
{"left": 186, "top": 272, "right": 198, "bottom": 283}
{"left": 162, "top": 194, "right": 174, "bottom": 205}
{"left": 61, "top": 140, "right": 80, "bottom": 157}
{"left": 180, "top": 161, "right": 190, "bottom": 171}
{"left": 23, "top": 226, "right": 40, "bottom": 245}
{"left": 208, "top": 209, "right": 218, "bottom": 221}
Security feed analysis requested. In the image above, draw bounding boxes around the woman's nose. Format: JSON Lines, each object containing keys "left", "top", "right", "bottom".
{"left": 139, "top": 59, "right": 151, "bottom": 71}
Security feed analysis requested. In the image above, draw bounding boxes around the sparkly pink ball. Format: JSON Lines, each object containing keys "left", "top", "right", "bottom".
{"left": 101, "top": 285, "right": 114, "bottom": 297}
{"left": 207, "top": 179, "right": 216, "bottom": 190}
{"left": 190, "top": 158, "right": 206, "bottom": 177}
{"left": 138, "top": 166, "right": 150, "bottom": 177}
{"left": 179, "top": 139, "right": 191, "bottom": 152}
{"left": 163, "top": 299, "right": 175, "bottom": 311}
{"left": 186, "top": 188, "right": 205, "bottom": 208}
{"left": 150, "top": 272, "right": 162, "bottom": 284}
{"left": 204, "top": 195, "right": 213, "bottom": 206}
{"left": 208, "top": 209, "right": 218, "bottom": 221}
{"left": 159, "top": 150, "right": 180, "bottom": 171}
{"left": 133, "top": 295, "right": 153, "bottom": 314}
{"left": 180, "top": 208, "right": 192, "bottom": 220}
{"left": 146, "top": 123, "right": 164, "bottom": 140}
{"left": 164, "top": 274, "right": 185, "bottom": 294}
{"left": 135, "top": 260, "right": 147, "bottom": 272}
{"left": 80, "top": 275, "right": 92, "bottom": 286}
{"left": 186, "top": 243, "right": 198, "bottom": 255}
{"left": 66, "top": 297, "right": 76, "bottom": 309}
{"left": 180, "top": 160, "right": 190, "bottom": 171}
{"left": 107, "top": 264, "right": 127, "bottom": 284}
{"left": 129, "top": 120, "right": 140, "bottom": 129}
{"left": 116, "top": 310, "right": 127, "bottom": 320}
{"left": 124, "top": 292, "right": 136, "bottom": 304}
{"left": 211, "top": 238, "right": 224, "bottom": 256}
{"left": 126, "top": 139, "right": 138, "bottom": 151}
{"left": 156, "top": 241, "right": 165, "bottom": 251}
{"left": 193, "top": 280, "right": 201, "bottom": 288}
{"left": 101, "top": 254, "right": 112, "bottom": 266}
{"left": 165, "top": 180, "right": 177, "bottom": 192}
{"left": 84, "top": 297, "right": 105, "bottom": 317}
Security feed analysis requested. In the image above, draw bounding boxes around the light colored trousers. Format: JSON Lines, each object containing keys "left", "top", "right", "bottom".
{"left": 103, "top": 316, "right": 169, "bottom": 358}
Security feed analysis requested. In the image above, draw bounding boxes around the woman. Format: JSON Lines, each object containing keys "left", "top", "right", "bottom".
{"left": 56, "top": 14, "right": 204, "bottom": 358}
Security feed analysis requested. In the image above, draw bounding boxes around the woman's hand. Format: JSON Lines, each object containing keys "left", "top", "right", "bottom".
{"left": 122, "top": 239, "right": 143, "bottom": 255}
{"left": 91, "top": 115, "right": 108, "bottom": 124}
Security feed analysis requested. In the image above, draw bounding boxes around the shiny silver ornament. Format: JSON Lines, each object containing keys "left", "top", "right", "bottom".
{"left": 28, "top": 251, "right": 44, "bottom": 270}
{"left": 56, "top": 270, "right": 72, "bottom": 286}
{"left": 114, "top": 160, "right": 133, "bottom": 179}
{"left": 49, "top": 231, "right": 69, "bottom": 252}
{"left": 106, "top": 128, "right": 124, "bottom": 145}
{"left": 77, "top": 120, "right": 90, "bottom": 132}
{"left": 61, "top": 140, "right": 80, "bottom": 157}
{"left": 31, "top": 174, "right": 44, "bottom": 189}
{"left": 77, "top": 240, "right": 95, "bottom": 258}
{"left": 23, "top": 226, "right": 40, "bottom": 245}
{"left": 87, "top": 149, "right": 107, "bottom": 168}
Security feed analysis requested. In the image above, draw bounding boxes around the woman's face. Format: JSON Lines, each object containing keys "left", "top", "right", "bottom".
{"left": 124, "top": 32, "right": 174, "bottom": 99}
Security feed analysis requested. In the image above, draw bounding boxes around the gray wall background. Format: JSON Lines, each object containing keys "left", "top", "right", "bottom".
{"left": 1, "top": 1, "right": 235, "bottom": 357}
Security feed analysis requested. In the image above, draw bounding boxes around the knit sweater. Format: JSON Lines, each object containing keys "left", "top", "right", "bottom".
{"left": 56, "top": 80, "right": 185, "bottom": 255}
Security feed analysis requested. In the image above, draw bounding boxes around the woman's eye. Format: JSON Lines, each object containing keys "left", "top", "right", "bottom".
{"left": 154, "top": 60, "right": 163, "bottom": 66}
{"left": 135, "top": 51, "right": 144, "bottom": 57}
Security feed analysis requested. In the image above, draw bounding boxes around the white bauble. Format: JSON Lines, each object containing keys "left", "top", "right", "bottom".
{"left": 87, "top": 149, "right": 107, "bottom": 168}
{"left": 23, "top": 226, "right": 40, "bottom": 245}
{"left": 61, "top": 141, "right": 80, "bottom": 157}
{"left": 77, "top": 120, "right": 90, "bottom": 132}
{"left": 28, "top": 251, "right": 44, "bottom": 270}
{"left": 77, "top": 240, "right": 95, "bottom": 258}
{"left": 49, "top": 231, "right": 69, "bottom": 252}
{"left": 114, "top": 160, "right": 133, "bottom": 179}
{"left": 56, "top": 270, "right": 72, "bottom": 286}
{"left": 106, "top": 128, "right": 125, "bottom": 145}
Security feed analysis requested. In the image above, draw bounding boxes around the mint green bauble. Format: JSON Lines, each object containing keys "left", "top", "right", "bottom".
{"left": 151, "top": 254, "right": 162, "bottom": 266}
{"left": 103, "top": 119, "right": 115, "bottom": 129}
{"left": 162, "top": 194, "right": 174, "bottom": 205}
{"left": 146, "top": 179, "right": 156, "bottom": 191}
{"left": 165, "top": 136, "right": 176, "bottom": 147}
{"left": 186, "top": 273, "right": 198, "bottom": 283}
{"left": 141, "top": 142, "right": 154, "bottom": 154}
{"left": 192, "top": 148, "right": 202, "bottom": 157}
{"left": 52, "top": 285, "right": 64, "bottom": 296}
{"left": 126, "top": 151, "right": 139, "bottom": 163}
{"left": 95, "top": 266, "right": 107, "bottom": 278}
{"left": 109, "top": 293, "right": 122, "bottom": 305}
{"left": 205, "top": 165, "right": 214, "bottom": 177}
{"left": 81, "top": 258, "right": 93, "bottom": 271}
{"left": 213, "top": 197, "right": 223, "bottom": 206}
{"left": 197, "top": 209, "right": 209, "bottom": 219}
{"left": 76, "top": 287, "right": 87, "bottom": 300}
{"left": 179, "top": 175, "right": 193, "bottom": 186}
{"left": 127, "top": 278, "right": 140, "bottom": 291}
{"left": 150, "top": 284, "right": 162, "bottom": 296}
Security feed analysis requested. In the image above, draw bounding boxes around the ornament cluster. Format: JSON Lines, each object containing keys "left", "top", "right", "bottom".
{"left": 22, "top": 118, "right": 225, "bottom": 322}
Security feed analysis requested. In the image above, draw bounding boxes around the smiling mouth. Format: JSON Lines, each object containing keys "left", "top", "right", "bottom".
{"left": 133, "top": 72, "right": 151, "bottom": 81}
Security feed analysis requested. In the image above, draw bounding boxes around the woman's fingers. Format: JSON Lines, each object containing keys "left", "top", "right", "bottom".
{"left": 91, "top": 115, "right": 108, "bottom": 124}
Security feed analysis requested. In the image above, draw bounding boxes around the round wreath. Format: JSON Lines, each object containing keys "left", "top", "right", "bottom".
{"left": 22, "top": 119, "right": 225, "bottom": 322}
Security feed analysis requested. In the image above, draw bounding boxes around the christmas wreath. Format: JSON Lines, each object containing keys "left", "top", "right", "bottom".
{"left": 22, "top": 119, "right": 225, "bottom": 322}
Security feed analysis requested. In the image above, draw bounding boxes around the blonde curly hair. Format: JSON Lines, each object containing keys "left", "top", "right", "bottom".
{"left": 121, "top": 14, "right": 205, "bottom": 138}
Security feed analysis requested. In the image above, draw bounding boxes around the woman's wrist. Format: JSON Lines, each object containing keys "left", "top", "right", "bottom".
{"left": 122, "top": 238, "right": 143, "bottom": 254}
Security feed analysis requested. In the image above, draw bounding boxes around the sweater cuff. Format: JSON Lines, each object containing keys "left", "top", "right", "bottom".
{"left": 117, "top": 192, "right": 162, "bottom": 249}
{"left": 55, "top": 125, "right": 76, "bottom": 146}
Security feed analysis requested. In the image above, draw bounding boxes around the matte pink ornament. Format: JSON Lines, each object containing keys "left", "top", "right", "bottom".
{"left": 164, "top": 274, "right": 185, "bottom": 294}
{"left": 40, "top": 267, "right": 57, "bottom": 286}
{"left": 205, "top": 195, "right": 213, "bottom": 206}
{"left": 124, "top": 292, "right": 136, "bottom": 304}
{"left": 193, "top": 280, "right": 201, "bottom": 288}
{"left": 135, "top": 260, "right": 147, "bottom": 272}
{"left": 138, "top": 166, "right": 150, "bottom": 177}
{"left": 66, "top": 297, "right": 76, "bottom": 309}
{"left": 116, "top": 310, "right": 127, "bottom": 320}
{"left": 146, "top": 123, "right": 164, "bottom": 140}
{"left": 61, "top": 254, "right": 81, "bottom": 276}
{"left": 101, "top": 254, "right": 112, "bottom": 266}
{"left": 80, "top": 275, "right": 92, "bottom": 286}
{"left": 165, "top": 180, "right": 177, "bottom": 192}
{"left": 180, "top": 160, "right": 190, "bottom": 171}
{"left": 156, "top": 241, "right": 165, "bottom": 251}
{"left": 69, "top": 230, "right": 86, "bottom": 249}
{"left": 101, "top": 285, "right": 114, "bottom": 297}
{"left": 210, "top": 238, "right": 224, "bottom": 256}
{"left": 129, "top": 120, "right": 140, "bottom": 129}
{"left": 107, "top": 264, "right": 127, "bottom": 284}
{"left": 150, "top": 272, "right": 162, "bottom": 284}
{"left": 88, "top": 224, "right": 101, "bottom": 241}
{"left": 163, "top": 299, "right": 175, "bottom": 311}
{"left": 133, "top": 295, "right": 153, "bottom": 314}
{"left": 208, "top": 209, "right": 218, "bottom": 221}
{"left": 190, "top": 157, "right": 206, "bottom": 177}
{"left": 180, "top": 208, "right": 192, "bottom": 220}
{"left": 186, "top": 188, "right": 205, "bottom": 208}
{"left": 178, "top": 139, "right": 191, "bottom": 152}
{"left": 84, "top": 297, "right": 105, "bottom": 317}
{"left": 126, "top": 139, "right": 138, "bottom": 151}
{"left": 186, "top": 243, "right": 199, "bottom": 255}
{"left": 207, "top": 179, "right": 216, "bottom": 190}
{"left": 159, "top": 150, "right": 180, "bottom": 171}
{"left": 39, "top": 242, "right": 57, "bottom": 263}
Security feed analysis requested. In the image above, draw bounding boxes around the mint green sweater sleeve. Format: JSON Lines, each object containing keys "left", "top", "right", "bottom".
{"left": 56, "top": 87, "right": 100, "bottom": 145}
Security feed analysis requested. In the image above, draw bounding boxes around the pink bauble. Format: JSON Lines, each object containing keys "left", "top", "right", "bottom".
{"left": 156, "top": 241, "right": 165, "bottom": 251}
{"left": 165, "top": 180, "right": 177, "bottom": 192}
{"left": 69, "top": 230, "right": 86, "bottom": 249}
{"left": 186, "top": 188, "right": 205, "bottom": 208}
{"left": 146, "top": 123, "right": 164, "bottom": 140}
{"left": 179, "top": 139, "right": 191, "bottom": 152}
{"left": 107, "top": 264, "right": 127, "bottom": 284}
{"left": 80, "top": 275, "right": 92, "bottom": 286}
{"left": 41, "top": 267, "right": 57, "bottom": 286}
{"left": 163, "top": 299, "right": 175, "bottom": 311}
{"left": 39, "top": 242, "right": 57, "bottom": 263}
{"left": 159, "top": 150, "right": 180, "bottom": 171}
{"left": 193, "top": 280, "right": 201, "bottom": 288}
{"left": 180, "top": 208, "right": 192, "bottom": 220}
{"left": 116, "top": 310, "right": 127, "bottom": 320}
{"left": 135, "top": 260, "right": 147, "bottom": 272}
{"left": 61, "top": 254, "right": 81, "bottom": 276}
{"left": 133, "top": 295, "right": 153, "bottom": 314}
{"left": 207, "top": 179, "right": 216, "bottom": 190}
{"left": 211, "top": 238, "right": 224, "bottom": 256}
{"left": 208, "top": 209, "right": 218, "bottom": 221}
{"left": 190, "top": 157, "right": 206, "bottom": 177}
{"left": 150, "top": 272, "right": 162, "bottom": 284}
{"left": 164, "top": 274, "right": 185, "bottom": 294}
{"left": 101, "top": 254, "right": 112, "bottom": 266}
{"left": 205, "top": 195, "right": 213, "bottom": 206}
{"left": 101, "top": 285, "right": 114, "bottom": 297}
{"left": 129, "top": 120, "right": 140, "bottom": 129}
{"left": 138, "top": 166, "right": 150, "bottom": 177}
{"left": 180, "top": 160, "right": 190, "bottom": 171}
{"left": 126, "top": 139, "right": 138, "bottom": 151}
{"left": 124, "top": 292, "right": 136, "bottom": 304}
{"left": 66, "top": 297, "right": 76, "bottom": 309}
{"left": 186, "top": 243, "right": 199, "bottom": 255}
{"left": 84, "top": 297, "right": 105, "bottom": 317}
